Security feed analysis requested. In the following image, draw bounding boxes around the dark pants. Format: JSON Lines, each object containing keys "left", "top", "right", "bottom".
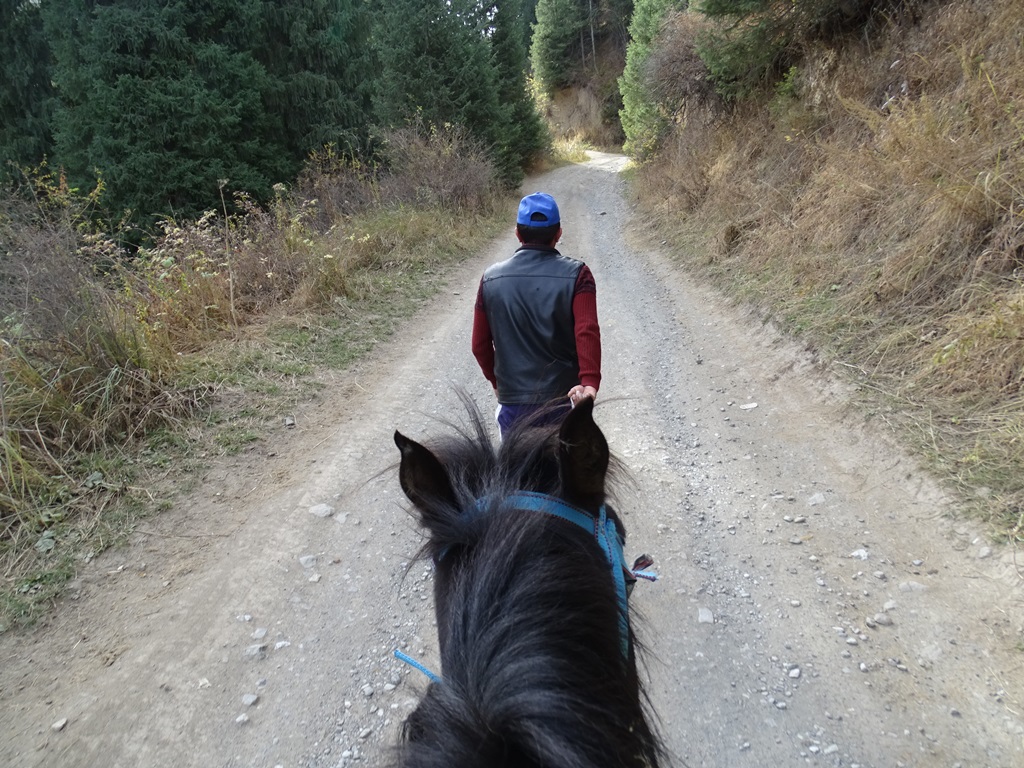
{"left": 497, "top": 401, "right": 571, "bottom": 439}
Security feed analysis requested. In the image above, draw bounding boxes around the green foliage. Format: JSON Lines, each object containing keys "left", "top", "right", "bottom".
{"left": 253, "top": 0, "right": 374, "bottom": 157}
{"left": 367, "top": 0, "right": 543, "bottom": 187}
{"left": 767, "top": 65, "right": 821, "bottom": 134}
{"left": 775, "top": 65, "right": 800, "bottom": 100}
{"left": 694, "top": 0, "right": 881, "bottom": 98}
{"left": 531, "top": 0, "right": 636, "bottom": 94}
{"left": 0, "top": 0, "right": 54, "bottom": 181}
{"left": 371, "top": 0, "right": 502, "bottom": 159}
{"left": 490, "top": 0, "right": 550, "bottom": 183}
{"left": 44, "top": 0, "right": 281, "bottom": 225}
{"left": 9, "top": 0, "right": 532, "bottom": 222}
{"left": 695, "top": 9, "right": 786, "bottom": 99}
{"left": 619, "top": 0, "right": 682, "bottom": 160}
{"left": 41, "top": 0, "right": 372, "bottom": 228}
{"left": 531, "top": 0, "right": 589, "bottom": 92}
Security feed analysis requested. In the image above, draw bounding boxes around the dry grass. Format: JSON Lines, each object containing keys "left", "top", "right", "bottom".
{"left": 633, "top": 0, "right": 1024, "bottom": 538}
{"left": 0, "top": 126, "right": 508, "bottom": 628}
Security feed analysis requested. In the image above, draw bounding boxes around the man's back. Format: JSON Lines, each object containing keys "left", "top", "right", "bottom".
{"left": 481, "top": 246, "right": 583, "bottom": 405}
{"left": 471, "top": 191, "right": 601, "bottom": 437}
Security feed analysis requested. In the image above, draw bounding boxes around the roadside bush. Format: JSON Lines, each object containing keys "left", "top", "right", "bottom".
{"left": 128, "top": 191, "right": 323, "bottom": 350}
{"left": 376, "top": 124, "right": 499, "bottom": 212}
{"left": 696, "top": 15, "right": 787, "bottom": 100}
{"left": 1, "top": 121, "right": 509, "bottom": 626}
{"left": 296, "top": 146, "right": 381, "bottom": 232}
{"left": 1, "top": 177, "right": 202, "bottom": 596}
{"left": 134, "top": 124, "right": 502, "bottom": 323}
{"left": 646, "top": 11, "right": 720, "bottom": 117}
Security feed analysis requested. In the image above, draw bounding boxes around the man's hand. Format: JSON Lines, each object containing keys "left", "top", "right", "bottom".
{"left": 567, "top": 385, "right": 597, "bottom": 407}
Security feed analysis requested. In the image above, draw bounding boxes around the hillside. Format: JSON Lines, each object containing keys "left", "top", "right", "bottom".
{"left": 627, "top": 0, "right": 1024, "bottom": 540}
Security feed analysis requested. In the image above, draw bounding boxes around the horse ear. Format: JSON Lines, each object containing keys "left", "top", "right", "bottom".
{"left": 558, "top": 398, "right": 609, "bottom": 501}
{"left": 394, "top": 431, "right": 457, "bottom": 514}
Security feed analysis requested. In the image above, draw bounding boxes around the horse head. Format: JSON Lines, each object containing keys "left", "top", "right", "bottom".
{"left": 391, "top": 398, "right": 662, "bottom": 768}
{"left": 394, "top": 396, "right": 609, "bottom": 523}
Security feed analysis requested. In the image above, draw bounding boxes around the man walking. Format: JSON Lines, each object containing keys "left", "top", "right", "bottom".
{"left": 471, "top": 192, "right": 601, "bottom": 437}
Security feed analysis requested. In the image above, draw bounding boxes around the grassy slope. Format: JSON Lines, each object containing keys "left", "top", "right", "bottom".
{"left": 632, "top": 0, "right": 1024, "bottom": 539}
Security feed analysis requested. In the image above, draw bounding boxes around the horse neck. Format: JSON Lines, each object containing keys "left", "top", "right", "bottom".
{"left": 421, "top": 508, "right": 647, "bottom": 768}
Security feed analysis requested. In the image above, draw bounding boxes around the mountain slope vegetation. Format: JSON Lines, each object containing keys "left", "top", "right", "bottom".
{"left": 622, "top": 0, "right": 1024, "bottom": 536}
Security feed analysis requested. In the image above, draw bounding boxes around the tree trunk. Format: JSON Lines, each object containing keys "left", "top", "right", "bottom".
{"left": 589, "top": 0, "right": 597, "bottom": 73}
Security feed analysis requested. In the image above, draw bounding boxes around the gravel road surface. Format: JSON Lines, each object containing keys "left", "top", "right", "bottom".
{"left": 2, "top": 153, "right": 1022, "bottom": 768}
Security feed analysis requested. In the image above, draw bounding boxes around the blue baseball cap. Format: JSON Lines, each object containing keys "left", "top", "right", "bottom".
{"left": 517, "top": 192, "right": 560, "bottom": 227}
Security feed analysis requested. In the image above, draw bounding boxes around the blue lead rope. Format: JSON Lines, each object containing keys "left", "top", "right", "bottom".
{"left": 394, "top": 649, "right": 442, "bottom": 684}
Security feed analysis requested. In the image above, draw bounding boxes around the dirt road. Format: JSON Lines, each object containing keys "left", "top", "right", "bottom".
{"left": 2, "top": 153, "right": 1023, "bottom": 768}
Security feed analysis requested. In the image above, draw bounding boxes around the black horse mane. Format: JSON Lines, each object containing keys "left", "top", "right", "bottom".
{"left": 396, "top": 400, "right": 664, "bottom": 768}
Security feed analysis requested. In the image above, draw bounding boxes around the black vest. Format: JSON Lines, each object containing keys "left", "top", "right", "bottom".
{"left": 481, "top": 246, "right": 583, "bottom": 404}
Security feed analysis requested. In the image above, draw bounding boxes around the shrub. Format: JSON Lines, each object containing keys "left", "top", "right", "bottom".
{"left": 296, "top": 146, "right": 381, "bottom": 232}
{"left": 644, "top": 10, "right": 721, "bottom": 123}
{"left": 1, "top": 122, "right": 508, "bottom": 623}
{"left": 376, "top": 124, "right": 499, "bottom": 212}
{"left": 1, "top": 175, "right": 202, "bottom": 586}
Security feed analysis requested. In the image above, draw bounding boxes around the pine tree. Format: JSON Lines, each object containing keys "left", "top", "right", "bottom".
{"left": 371, "top": 0, "right": 502, "bottom": 159}
{"left": 42, "top": 0, "right": 374, "bottom": 225}
{"left": 0, "top": 0, "right": 54, "bottom": 181}
{"left": 254, "top": 0, "right": 373, "bottom": 157}
{"left": 619, "top": 0, "right": 679, "bottom": 159}
{"left": 489, "top": 0, "right": 547, "bottom": 184}
{"left": 44, "top": 0, "right": 288, "bottom": 223}
{"left": 695, "top": 0, "right": 855, "bottom": 96}
{"left": 530, "top": 0, "right": 588, "bottom": 93}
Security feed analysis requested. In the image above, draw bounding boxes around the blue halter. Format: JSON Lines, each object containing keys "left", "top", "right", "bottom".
{"left": 476, "top": 491, "right": 632, "bottom": 658}
{"left": 397, "top": 491, "right": 637, "bottom": 682}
